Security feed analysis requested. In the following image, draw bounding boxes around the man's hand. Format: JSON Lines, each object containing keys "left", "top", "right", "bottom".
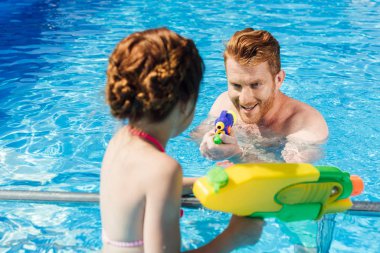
{"left": 199, "top": 130, "right": 242, "bottom": 160}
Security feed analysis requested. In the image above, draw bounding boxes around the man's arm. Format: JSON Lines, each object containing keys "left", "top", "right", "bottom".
{"left": 284, "top": 100, "right": 328, "bottom": 143}
{"left": 282, "top": 106, "right": 329, "bottom": 163}
{"left": 208, "top": 91, "right": 234, "bottom": 117}
{"left": 281, "top": 141, "right": 324, "bottom": 163}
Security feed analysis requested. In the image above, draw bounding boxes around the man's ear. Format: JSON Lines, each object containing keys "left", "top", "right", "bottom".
{"left": 275, "top": 70, "right": 286, "bottom": 90}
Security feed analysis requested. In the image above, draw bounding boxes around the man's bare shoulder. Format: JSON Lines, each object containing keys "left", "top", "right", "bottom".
{"left": 191, "top": 92, "right": 235, "bottom": 142}
{"left": 209, "top": 91, "right": 235, "bottom": 117}
{"left": 284, "top": 98, "right": 329, "bottom": 144}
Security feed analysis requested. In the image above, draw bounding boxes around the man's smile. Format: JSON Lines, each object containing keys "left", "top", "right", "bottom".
{"left": 240, "top": 104, "right": 258, "bottom": 112}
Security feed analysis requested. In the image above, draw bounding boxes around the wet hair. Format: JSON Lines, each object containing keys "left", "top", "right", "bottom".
{"left": 224, "top": 28, "right": 280, "bottom": 76}
{"left": 106, "top": 27, "right": 204, "bottom": 122}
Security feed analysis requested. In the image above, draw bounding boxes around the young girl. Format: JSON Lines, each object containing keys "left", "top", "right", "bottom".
{"left": 100, "top": 27, "right": 263, "bottom": 253}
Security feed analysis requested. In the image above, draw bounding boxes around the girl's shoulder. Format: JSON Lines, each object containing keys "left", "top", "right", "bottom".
{"left": 142, "top": 153, "right": 183, "bottom": 197}
{"left": 146, "top": 152, "right": 182, "bottom": 178}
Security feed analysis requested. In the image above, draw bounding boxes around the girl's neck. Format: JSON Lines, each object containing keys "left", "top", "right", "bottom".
{"left": 127, "top": 125, "right": 165, "bottom": 152}
{"left": 128, "top": 121, "right": 172, "bottom": 151}
{"left": 127, "top": 104, "right": 188, "bottom": 150}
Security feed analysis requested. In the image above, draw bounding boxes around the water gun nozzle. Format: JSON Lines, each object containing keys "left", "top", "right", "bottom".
{"left": 350, "top": 175, "right": 364, "bottom": 196}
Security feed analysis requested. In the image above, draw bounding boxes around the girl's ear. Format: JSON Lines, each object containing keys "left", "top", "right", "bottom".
{"left": 275, "top": 70, "right": 286, "bottom": 90}
{"left": 179, "top": 101, "right": 188, "bottom": 113}
{"left": 180, "top": 97, "right": 196, "bottom": 112}
{"left": 180, "top": 99, "right": 196, "bottom": 119}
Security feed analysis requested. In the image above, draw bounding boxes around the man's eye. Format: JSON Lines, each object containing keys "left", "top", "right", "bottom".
{"left": 232, "top": 83, "right": 241, "bottom": 89}
{"left": 251, "top": 83, "right": 260, "bottom": 88}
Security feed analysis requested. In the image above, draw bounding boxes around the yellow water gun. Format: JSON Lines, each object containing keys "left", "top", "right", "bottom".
{"left": 193, "top": 163, "right": 364, "bottom": 222}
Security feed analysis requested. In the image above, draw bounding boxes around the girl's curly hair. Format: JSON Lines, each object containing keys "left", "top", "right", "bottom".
{"left": 106, "top": 27, "right": 204, "bottom": 122}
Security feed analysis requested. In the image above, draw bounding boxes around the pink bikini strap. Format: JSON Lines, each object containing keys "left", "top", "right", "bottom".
{"left": 127, "top": 126, "right": 165, "bottom": 153}
{"left": 102, "top": 231, "right": 144, "bottom": 248}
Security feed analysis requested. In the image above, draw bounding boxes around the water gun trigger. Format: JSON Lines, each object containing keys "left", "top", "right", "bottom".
{"left": 227, "top": 126, "right": 232, "bottom": 135}
{"left": 317, "top": 175, "right": 363, "bottom": 218}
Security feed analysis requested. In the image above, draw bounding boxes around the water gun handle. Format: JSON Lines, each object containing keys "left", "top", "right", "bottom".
{"left": 213, "top": 134, "right": 223, "bottom": 144}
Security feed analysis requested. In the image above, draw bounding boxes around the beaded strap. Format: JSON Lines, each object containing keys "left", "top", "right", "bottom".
{"left": 102, "top": 231, "right": 144, "bottom": 248}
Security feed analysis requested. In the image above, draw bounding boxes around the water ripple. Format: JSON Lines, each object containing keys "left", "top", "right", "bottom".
{"left": 1, "top": 0, "right": 379, "bottom": 251}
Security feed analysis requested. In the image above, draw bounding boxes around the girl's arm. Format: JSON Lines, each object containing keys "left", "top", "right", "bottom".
{"left": 143, "top": 158, "right": 183, "bottom": 253}
{"left": 184, "top": 216, "right": 263, "bottom": 253}
{"left": 143, "top": 157, "right": 263, "bottom": 253}
{"left": 182, "top": 177, "right": 197, "bottom": 195}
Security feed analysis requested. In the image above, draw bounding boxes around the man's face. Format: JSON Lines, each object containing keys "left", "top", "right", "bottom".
{"left": 226, "top": 58, "right": 278, "bottom": 124}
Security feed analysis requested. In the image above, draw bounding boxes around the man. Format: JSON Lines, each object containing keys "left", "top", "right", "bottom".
{"left": 197, "top": 28, "right": 328, "bottom": 163}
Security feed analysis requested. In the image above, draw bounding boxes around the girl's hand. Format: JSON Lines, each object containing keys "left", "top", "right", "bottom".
{"left": 226, "top": 215, "right": 264, "bottom": 247}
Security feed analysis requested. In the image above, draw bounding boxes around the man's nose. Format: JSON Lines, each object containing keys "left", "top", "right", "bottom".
{"left": 239, "top": 87, "right": 255, "bottom": 104}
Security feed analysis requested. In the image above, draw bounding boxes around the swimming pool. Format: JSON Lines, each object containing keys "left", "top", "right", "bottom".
{"left": 0, "top": 0, "right": 379, "bottom": 252}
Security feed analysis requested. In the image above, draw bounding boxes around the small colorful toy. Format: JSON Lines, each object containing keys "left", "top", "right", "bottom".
{"left": 193, "top": 163, "right": 364, "bottom": 222}
{"left": 213, "top": 110, "right": 236, "bottom": 144}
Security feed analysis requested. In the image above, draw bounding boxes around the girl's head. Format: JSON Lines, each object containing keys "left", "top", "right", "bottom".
{"left": 106, "top": 27, "right": 204, "bottom": 124}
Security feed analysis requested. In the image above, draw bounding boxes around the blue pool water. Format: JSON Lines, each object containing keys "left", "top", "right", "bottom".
{"left": 0, "top": 0, "right": 379, "bottom": 252}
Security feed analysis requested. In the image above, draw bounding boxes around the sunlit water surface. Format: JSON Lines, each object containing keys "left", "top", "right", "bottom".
{"left": 0, "top": 0, "right": 379, "bottom": 252}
